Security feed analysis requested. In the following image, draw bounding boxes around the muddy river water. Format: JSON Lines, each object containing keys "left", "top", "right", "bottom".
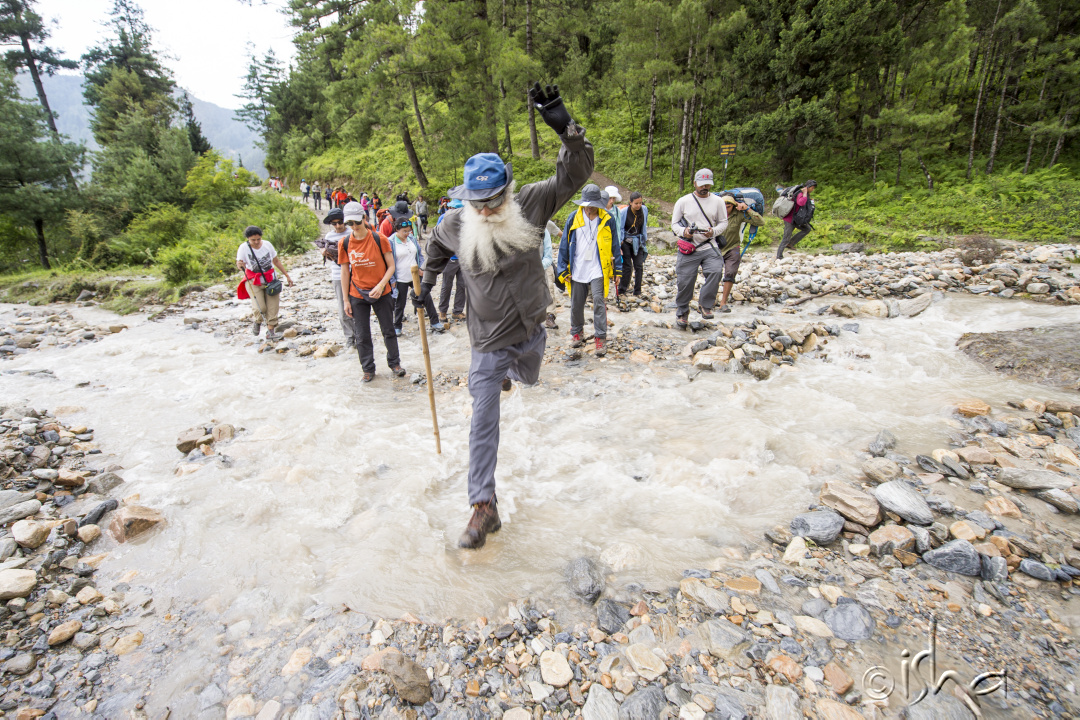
{"left": 1, "top": 293, "right": 1078, "bottom": 637}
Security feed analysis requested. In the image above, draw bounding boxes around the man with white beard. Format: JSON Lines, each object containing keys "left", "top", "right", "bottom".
{"left": 414, "top": 83, "right": 594, "bottom": 549}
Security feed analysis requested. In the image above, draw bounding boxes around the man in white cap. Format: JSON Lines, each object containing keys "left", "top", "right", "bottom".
{"left": 414, "top": 83, "right": 594, "bottom": 549}
{"left": 603, "top": 185, "right": 624, "bottom": 248}
{"left": 670, "top": 168, "right": 728, "bottom": 329}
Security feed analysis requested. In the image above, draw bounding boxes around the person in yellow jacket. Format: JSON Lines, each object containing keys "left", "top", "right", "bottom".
{"left": 555, "top": 184, "right": 622, "bottom": 357}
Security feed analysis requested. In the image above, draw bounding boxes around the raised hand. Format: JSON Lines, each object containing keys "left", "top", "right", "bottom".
{"left": 529, "top": 82, "right": 572, "bottom": 135}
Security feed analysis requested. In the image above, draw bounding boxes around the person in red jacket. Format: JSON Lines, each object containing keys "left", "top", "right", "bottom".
{"left": 777, "top": 180, "right": 816, "bottom": 259}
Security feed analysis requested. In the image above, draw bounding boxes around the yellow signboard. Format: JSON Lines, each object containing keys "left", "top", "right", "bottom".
{"left": 720, "top": 144, "right": 737, "bottom": 157}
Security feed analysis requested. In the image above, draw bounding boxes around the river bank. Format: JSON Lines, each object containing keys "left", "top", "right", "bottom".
{"left": 0, "top": 243, "right": 1078, "bottom": 719}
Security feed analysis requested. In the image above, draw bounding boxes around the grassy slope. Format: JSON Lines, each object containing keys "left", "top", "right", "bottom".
{"left": 295, "top": 108, "right": 1080, "bottom": 251}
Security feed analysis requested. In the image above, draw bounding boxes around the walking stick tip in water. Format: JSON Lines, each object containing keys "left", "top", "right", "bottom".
{"left": 411, "top": 265, "right": 441, "bottom": 454}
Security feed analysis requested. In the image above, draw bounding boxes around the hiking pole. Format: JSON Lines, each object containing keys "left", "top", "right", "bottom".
{"left": 410, "top": 265, "right": 441, "bottom": 454}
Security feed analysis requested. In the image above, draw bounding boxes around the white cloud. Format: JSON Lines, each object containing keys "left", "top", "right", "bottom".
{"left": 34, "top": 0, "right": 297, "bottom": 109}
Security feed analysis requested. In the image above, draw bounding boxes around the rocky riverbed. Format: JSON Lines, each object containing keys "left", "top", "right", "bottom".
{"left": 2, "top": 388, "right": 1080, "bottom": 720}
{"left": 0, "top": 240, "right": 1079, "bottom": 720}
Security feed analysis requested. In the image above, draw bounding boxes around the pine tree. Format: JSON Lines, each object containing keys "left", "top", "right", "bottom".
{"left": 178, "top": 92, "right": 212, "bottom": 156}
{"left": 0, "top": 68, "right": 84, "bottom": 268}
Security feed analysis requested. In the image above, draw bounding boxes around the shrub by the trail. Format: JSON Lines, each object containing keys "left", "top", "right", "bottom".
{"left": 158, "top": 244, "right": 204, "bottom": 285}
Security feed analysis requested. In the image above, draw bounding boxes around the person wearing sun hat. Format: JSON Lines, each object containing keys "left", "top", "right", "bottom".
{"left": 414, "top": 83, "right": 594, "bottom": 549}
{"left": 556, "top": 184, "right": 622, "bottom": 356}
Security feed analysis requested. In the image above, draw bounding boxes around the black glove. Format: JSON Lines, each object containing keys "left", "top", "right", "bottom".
{"left": 529, "top": 82, "right": 572, "bottom": 135}
{"left": 411, "top": 281, "right": 434, "bottom": 309}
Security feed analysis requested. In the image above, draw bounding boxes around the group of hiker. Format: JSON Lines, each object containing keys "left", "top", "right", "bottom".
{"left": 241, "top": 82, "right": 819, "bottom": 551}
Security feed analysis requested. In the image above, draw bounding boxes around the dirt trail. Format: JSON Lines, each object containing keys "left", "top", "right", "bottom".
{"left": 590, "top": 169, "right": 674, "bottom": 218}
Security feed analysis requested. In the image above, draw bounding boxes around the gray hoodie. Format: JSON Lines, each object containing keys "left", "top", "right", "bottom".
{"left": 423, "top": 128, "right": 594, "bottom": 353}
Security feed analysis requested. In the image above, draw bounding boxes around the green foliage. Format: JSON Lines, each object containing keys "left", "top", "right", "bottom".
{"left": 182, "top": 151, "right": 254, "bottom": 212}
{"left": 156, "top": 243, "right": 202, "bottom": 284}
{"left": 0, "top": 66, "right": 84, "bottom": 270}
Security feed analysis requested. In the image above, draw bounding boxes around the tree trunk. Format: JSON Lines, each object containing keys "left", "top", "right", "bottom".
{"left": 19, "top": 30, "right": 78, "bottom": 191}
{"left": 985, "top": 52, "right": 1012, "bottom": 175}
{"left": 1024, "top": 69, "right": 1050, "bottom": 174}
{"left": 400, "top": 120, "right": 428, "bottom": 187}
{"left": 677, "top": 97, "right": 691, "bottom": 193}
{"left": 526, "top": 0, "right": 540, "bottom": 159}
{"left": 1050, "top": 109, "right": 1071, "bottom": 167}
{"left": 917, "top": 154, "right": 933, "bottom": 190}
{"left": 499, "top": 80, "right": 512, "bottom": 156}
{"left": 896, "top": 147, "right": 903, "bottom": 187}
{"left": 966, "top": 46, "right": 994, "bottom": 180}
{"left": 645, "top": 75, "right": 657, "bottom": 178}
{"left": 34, "top": 218, "right": 50, "bottom": 270}
{"left": 410, "top": 84, "right": 427, "bottom": 139}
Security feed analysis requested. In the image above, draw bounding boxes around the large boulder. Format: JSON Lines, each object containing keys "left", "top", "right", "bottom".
{"left": 565, "top": 557, "right": 605, "bottom": 604}
{"left": 108, "top": 505, "right": 164, "bottom": 543}
{"left": 997, "top": 467, "right": 1072, "bottom": 491}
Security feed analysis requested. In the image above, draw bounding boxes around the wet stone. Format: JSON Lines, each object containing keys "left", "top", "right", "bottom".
{"left": 789, "top": 511, "right": 845, "bottom": 545}
{"left": 597, "top": 599, "right": 629, "bottom": 635}
{"left": 873, "top": 480, "right": 934, "bottom": 525}
{"left": 1019, "top": 558, "right": 1057, "bottom": 582}
{"left": 618, "top": 684, "right": 665, "bottom": 720}
{"left": 923, "top": 539, "right": 982, "bottom": 576}
{"left": 565, "top": 557, "right": 605, "bottom": 604}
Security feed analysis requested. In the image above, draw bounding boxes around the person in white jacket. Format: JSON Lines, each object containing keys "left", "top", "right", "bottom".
{"left": 389, "top": 218, "right": 445, "bottom": 336}
{"left": 670, "top": 168, "right": 728, "bottom": 329}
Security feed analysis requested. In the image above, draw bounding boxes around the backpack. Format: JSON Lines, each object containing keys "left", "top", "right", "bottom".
{"left": 792, "top": 197, "right": 815, "bottom": 229}
{"left": 770, "top": 185, "right": 799, "bottom": 218}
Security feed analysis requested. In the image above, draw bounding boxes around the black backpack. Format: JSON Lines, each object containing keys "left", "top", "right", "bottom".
{"left": 792, "top": 198, "right": 815, "bottom": 229}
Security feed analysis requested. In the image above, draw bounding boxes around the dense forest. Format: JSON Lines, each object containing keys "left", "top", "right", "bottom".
{"left": 0, "top": 0, "right": 314, "bottom": 280}
{"left": 246, "top": 0, "right": 1078, "bottom": 190}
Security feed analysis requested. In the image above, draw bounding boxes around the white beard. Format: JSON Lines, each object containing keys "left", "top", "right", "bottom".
{"left": 458, "top": 184, "right": 539, "bottom": 274}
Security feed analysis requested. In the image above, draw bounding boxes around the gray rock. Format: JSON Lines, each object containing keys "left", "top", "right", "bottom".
{"left": 26, "top": 679, "right": 55, "bottom": 698}
{"left": 583, "top": 684, "right": 620, "bottom": 720}
{"left": 748, "top": 360, "right": 773, "bottom": 380}
{"left": 618, "top": 684, "right": 665, "bottom": 720}
{"left": 873, "top": 481, "right": 934, "bottom": 525}
{"left": 199, "top": 683, "right": 225, "bottom": 709}
{"left": 664, "top": 684, "right": 691, "bottom": 707}
{"left": 86, "top": 472, "right": 124, "bottom": 496}
{"left": 0, "top": 490, "right": 34, "bottom": 509}
{"left": 1019, "top": 559, "right": 1057, "bottom": 582}
{"left": 3, "top": 652, "right": 36, "bottom": 675}
{"left": 909, "top": 525, "right": 933, "bottom": 553}
{"left": 698, "top": 618, "right": 752, "bottom": 660}
{"left": 898, "top": 293, "right": 933, "bottom": 317}
{"left": 940, "top": 455, "right": 969, "bottom": 480}
{"left": 764, "top": 684, "right": 800, "bottom": 720}
{"left": 997, "top": 467, "right": 1072, "bottom": 491}
{"left": 0, "top": 499, "right": 42, "bottom": 526}
{"left": 1036, "top": 488, "right": 1079, "bottom": 513}
{"left": 862, "top": 457, "right": 901, "bottom": 484}
{"left": 596, "top": 599, "right": 630, "bottom": 635}
{"left": 73, "top": 632, "right": 99, "bottom": 651}
{"left": 801, "top": 598, "right": 829, "bottom": 619}
{"left": 823, "top": 602, "right": 875, "bottom": 642}
{"left": 790, "top": 511, "right": 845, "bottom": 545}
{"left": 566, "top": 557, "right": 605, "bottom": 604}
{"left": 923, "top": 539, "right": 981, "bottom": 576}
{"left": 755, "top": 568, "right": 781, "bottom": 595}
{"left": 899, "top": 691, "right": 976, "bottom": 719}
{"left": 0, "top": 538, "right": 16, "bottom": 561}
{"left": 964, "top": 510, "right": 997, "bottom": 531}
{"left": 980, "top": 556, "right": 1008, "bottom": 582}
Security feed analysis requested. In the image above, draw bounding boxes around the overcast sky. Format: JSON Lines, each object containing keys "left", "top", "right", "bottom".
{"left": 32, "top": 0, "right": 298, "bottom": 109}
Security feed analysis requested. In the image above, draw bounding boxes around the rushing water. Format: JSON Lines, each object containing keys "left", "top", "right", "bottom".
{"left": 1, "top": 294, "right": 1079, "bottom": 631}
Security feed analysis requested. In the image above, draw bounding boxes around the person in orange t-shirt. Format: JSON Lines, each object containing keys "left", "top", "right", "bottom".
{"left": 338, "top": 201, "right": 405, "bottom": 382}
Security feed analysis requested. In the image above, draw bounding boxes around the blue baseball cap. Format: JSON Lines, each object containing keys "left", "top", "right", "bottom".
{"left": 448, "top": 153, "right": 513, "bottom": 201}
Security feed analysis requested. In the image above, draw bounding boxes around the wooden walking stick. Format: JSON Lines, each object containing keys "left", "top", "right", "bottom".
{"left": 411, "top": 265, "right": 441, "bottom": 453}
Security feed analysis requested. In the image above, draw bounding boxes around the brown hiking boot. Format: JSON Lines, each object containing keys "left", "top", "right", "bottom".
{"left": 439, "top": 313, "right": 448, "bottom": 324}
{"left": 452, "top": 312, "right": 466, "bottom": 321}
{"left": 545, "top": 313, "right": 557, "bottom": 329}
{"left": 458, "top": 498, "right": 501, "bottom": 549}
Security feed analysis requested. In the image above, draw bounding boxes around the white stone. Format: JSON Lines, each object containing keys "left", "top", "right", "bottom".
{"left": 625, "top": 643, "right": 667, "bottom": 681}
{"left": 539, "top": 650, "right": 573, "bottom": 687}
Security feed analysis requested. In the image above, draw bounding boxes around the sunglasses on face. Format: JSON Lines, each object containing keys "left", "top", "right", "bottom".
{"left": 468, "top": 190, "right": 506, "bottom": 210}
{"left": 346, "top": 220, "right": 364, "bottom": 227}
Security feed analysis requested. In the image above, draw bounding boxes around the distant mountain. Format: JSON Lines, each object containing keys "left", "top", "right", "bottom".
{"left": 16, "top": 73, "right": 267, "bottom": 177}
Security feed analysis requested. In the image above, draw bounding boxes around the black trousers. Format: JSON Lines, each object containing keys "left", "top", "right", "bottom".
{"left": 350, "top": 293, "right": 400, "bottom": 374}
{"left": 778, "top": 222, "right": 811, "bottom": 258}
{"left": 618, "top": 241, "right": 646, "bottom": 295}
{"left": 393, "top": 283, "right": 438, "bottom": 329}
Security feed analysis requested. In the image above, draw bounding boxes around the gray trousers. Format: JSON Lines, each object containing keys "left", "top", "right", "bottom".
{"left": 467, "top": 324, "right": 547, "bottom": 505}
{"left": 332, "top": 276, "right": 355, "bottom": 345}
{"left": 439, "top": 258, "right": 467, "bottom": 316}
{"left": 675, "top": 244, "right": 724, "bottom": 316}
{"left": 569, "top": 277, "right": 607, "bottom": 339}
{"left": 778, "top": 221, "right": 811, "bottom": 258}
